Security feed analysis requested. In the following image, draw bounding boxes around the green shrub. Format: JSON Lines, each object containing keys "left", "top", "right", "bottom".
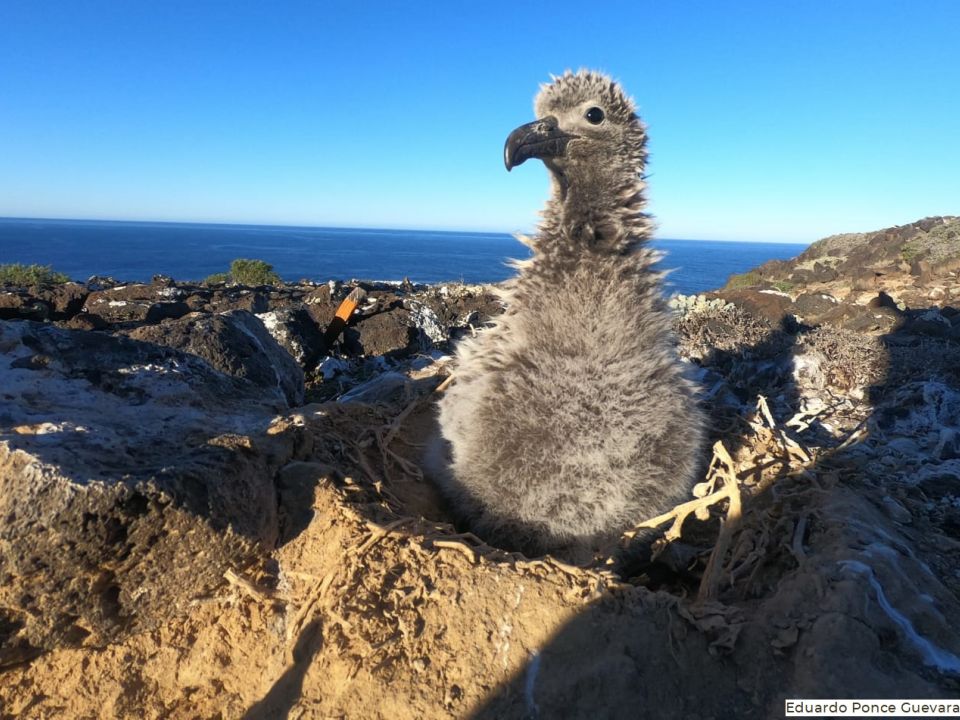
{"left": 230, "top": 258, "right": 281, "bottom": 285}
{"left": 771, "top": 280, "right": 794, "bottom": 293}
{"left": 0, "top": 263, "right": 71, "bottom": 286}
{"left": 203, "top": 258, "right": 282, "bottom": 286}
{"left": 900, "top": 241, "right": 921, "bottom": 263}
{"left": 724, "top": 270, "right": 761, "bottom": 289}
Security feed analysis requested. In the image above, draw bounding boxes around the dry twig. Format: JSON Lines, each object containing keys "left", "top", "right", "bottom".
{"left": 223, "top": 568, "right": 278, "bottom": 602}
{"left": 623, "top": 441, "right": 740, "bottom": 544}
{"left": 696, "top": 444, "right": 743, "bottom": 602}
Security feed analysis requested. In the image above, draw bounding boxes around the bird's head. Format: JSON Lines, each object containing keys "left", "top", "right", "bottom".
{"left": 504, "top": 70, "right": 647, "bottom": 194}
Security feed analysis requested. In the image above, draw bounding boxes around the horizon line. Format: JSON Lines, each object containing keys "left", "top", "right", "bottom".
{"left": 0, "top": 214, "right": 811, "bottom": 245}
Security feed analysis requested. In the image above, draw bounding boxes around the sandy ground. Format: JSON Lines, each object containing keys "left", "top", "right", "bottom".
{"left": 3, "top": 361, "right": 960, "bottom": 719}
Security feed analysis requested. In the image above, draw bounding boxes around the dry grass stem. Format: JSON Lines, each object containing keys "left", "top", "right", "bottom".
{"left": 223, "top": 569, "right": 277, "bottom": 602}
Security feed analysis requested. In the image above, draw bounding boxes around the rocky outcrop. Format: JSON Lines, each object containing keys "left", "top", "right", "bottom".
{"left": 83, "top": 283, "right": 192, "bottom": 325}
{"left": 0, "top": 282, "right": 88, "bottom": 322}
{"left": 746, "top": 215, "right": 960, "bottom": 289}
{"left": 126, "top": 310, "right": 305, "bottom": 407}
{"left": 0, "top": 278, "right": 503, "bottom": 389}
{"left": 0, "top": 274, "right": 502, "bottom": 674}
{"left": 715, "top": 216, "right": 960, "bottom": 334}
{"left": 0, "top": 289, "right": 50, "bottom": 321}
{"left": 346, "top": 308, "right": 419, "bottom": 357}
{"left": 256, "top": 307, "right": 327, "bottom": 370}
{"left": 0, "top": 320, "right": 308, "bottom": 666}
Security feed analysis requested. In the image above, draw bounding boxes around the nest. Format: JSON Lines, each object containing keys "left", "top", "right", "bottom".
{"left": 287, "top": 355, "right": 838, "bottom": 619}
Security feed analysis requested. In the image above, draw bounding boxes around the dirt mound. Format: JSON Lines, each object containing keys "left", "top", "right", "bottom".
{"left": 4, "top": 355, "right": 960, "bottom": 718}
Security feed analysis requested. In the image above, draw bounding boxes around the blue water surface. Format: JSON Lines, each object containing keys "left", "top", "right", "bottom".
{"left": 0, "top": 218, "right": 807, "bottom": 295}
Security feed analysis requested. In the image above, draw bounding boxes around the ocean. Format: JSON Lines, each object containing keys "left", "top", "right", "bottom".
{"left": 0, "top": 218, "right": 807, "bottom": 296}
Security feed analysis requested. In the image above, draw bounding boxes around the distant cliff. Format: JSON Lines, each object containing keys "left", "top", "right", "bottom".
{"left": 707, "top": 216, "right": 960, "bottom": 336}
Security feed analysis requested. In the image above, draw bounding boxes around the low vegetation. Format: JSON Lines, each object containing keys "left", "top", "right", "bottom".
{"left": 724, "top": 270, "right": 761, "bottom": 289}
{"left": 204, "top": 258, "right": 282, "bottom": 286}
{"left": 723, "top": 271, "right": 794, "bottom": 294}
{"left": 900, "top": 241, "right": 922, "bottom": 263}
{"left": 0, "top": 263, "right": 71, "bottom": 286}
{"left": 907, "top": 218, "right": 960, "bottom": 264}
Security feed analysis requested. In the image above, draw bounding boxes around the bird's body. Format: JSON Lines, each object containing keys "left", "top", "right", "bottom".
{"left": 428, "top": 71, "right": 705, "bottom": 560}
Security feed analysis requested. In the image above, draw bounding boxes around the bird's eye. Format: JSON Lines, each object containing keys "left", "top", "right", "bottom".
{"left": 585, "top": 107, "right": 605, "bottom": 125}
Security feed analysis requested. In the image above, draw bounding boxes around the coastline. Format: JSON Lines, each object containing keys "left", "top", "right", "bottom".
{"left": 0, "top": 216, "right": 807, "bottom": 291}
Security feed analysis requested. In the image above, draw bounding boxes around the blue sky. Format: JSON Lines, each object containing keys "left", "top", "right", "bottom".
{"left": 1, "top": 1, "right": 957, "bottom": 242}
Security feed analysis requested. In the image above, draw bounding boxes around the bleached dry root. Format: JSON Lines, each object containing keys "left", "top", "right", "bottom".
{"left": 621, "top": 395, "right": 819, "bottom": 599}
{"left": 696, "top": 444, "right": 743, "bottom": 602}
{"left": 753, "top": 395, "right": 812, "bottom": 465}
{"left": 223, "top": 568, "right": 281, "bottom": 604}
{"left": 618, "top": 439, "right": 743, "bottom": 600}
{"left": 369, "top": 368, "right": 453, "bottom": 487}
{"left": 711, "top": 399, "right": 826, "bottom": 598}
{"left": 622, "top": 441, "right": 742, "bottom": 549}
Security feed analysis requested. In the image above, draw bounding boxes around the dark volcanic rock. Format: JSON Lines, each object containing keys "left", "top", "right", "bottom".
{"left": 301, "top": 282, "right": 505, "bottom": 357}
{"left": 0, "top": 283, "right": 89, "bottom": 322}
{"left": 868, "top": 291, "right": 900, "bottom": 311}
{"left": 83, "top": 284, "right": 191, "bottom": 325}
{"left": 40, "top": 282, "right": 90, "bottom": 318}
{"left": 416, "top": 286, "right": 504, "bottom": 343}
{"left": 0, "top": 289, "right": 50, "bottom": 321}
{"left": 826, "top": 304, "right": 902, "bottom": 334}
{"left": 303, "top": 285, "right": 338, "bottom": 329}
{"left": 85, "top": 275, "right": 121, "bottom": 290}
{"left": 712, "top": 289, "right": 795, "bottom": 326}
{"left": 0, "top": 320, "right": 302, "bottom": 664}
{"left": 257, "top": 306, "right": 327, "bottom": 370}
{"left": 793, "top": 292, "right": 840, "bottom": 323}
{"left": 202, "top": 284, "right": 314, "bottom": 316}
{"left": 810, "top": 261, "right": 839, "bottom": 282}
{"left": 204, "top": 287, "right": 270, "bottom": 314}
{"left": 59, "top": 313, "right": 109, "bottom": 331}
{"left": 904, "top": 308, "right": 955, "bottom": 338}
{"left": 346, "top": 309, "right": 419, "bottom": 357}
{"left": 126, "top": 310, "right": 305, "bottom": 407}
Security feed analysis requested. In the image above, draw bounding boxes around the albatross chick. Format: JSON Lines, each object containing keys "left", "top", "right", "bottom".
{"left": 428, "top": 70, "right": 706, "bottom": 562}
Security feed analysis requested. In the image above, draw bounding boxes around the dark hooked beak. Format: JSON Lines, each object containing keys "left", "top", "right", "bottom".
{"left": 504, "top": 116, "right": 577, "bottom": 171}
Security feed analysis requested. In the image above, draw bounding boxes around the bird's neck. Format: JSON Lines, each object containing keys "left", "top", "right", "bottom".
{"left": 544, "top": 165, "right": 652, "bottom": 252}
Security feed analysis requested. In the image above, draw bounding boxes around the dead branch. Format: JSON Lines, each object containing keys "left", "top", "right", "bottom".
{"left": 622, "top": 441, "right": 740, "bottom": 546}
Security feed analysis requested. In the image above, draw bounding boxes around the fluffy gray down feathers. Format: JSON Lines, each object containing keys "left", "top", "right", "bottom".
{"left": 426, "top": 70, "right": 706, "bottom": 560}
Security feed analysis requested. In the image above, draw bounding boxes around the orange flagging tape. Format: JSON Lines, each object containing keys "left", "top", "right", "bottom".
{"left": 323, "top": 287, "right": 367, "bottom": 345}
{"left": 334, "top": 288, "right": 364, "bottom": 322}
